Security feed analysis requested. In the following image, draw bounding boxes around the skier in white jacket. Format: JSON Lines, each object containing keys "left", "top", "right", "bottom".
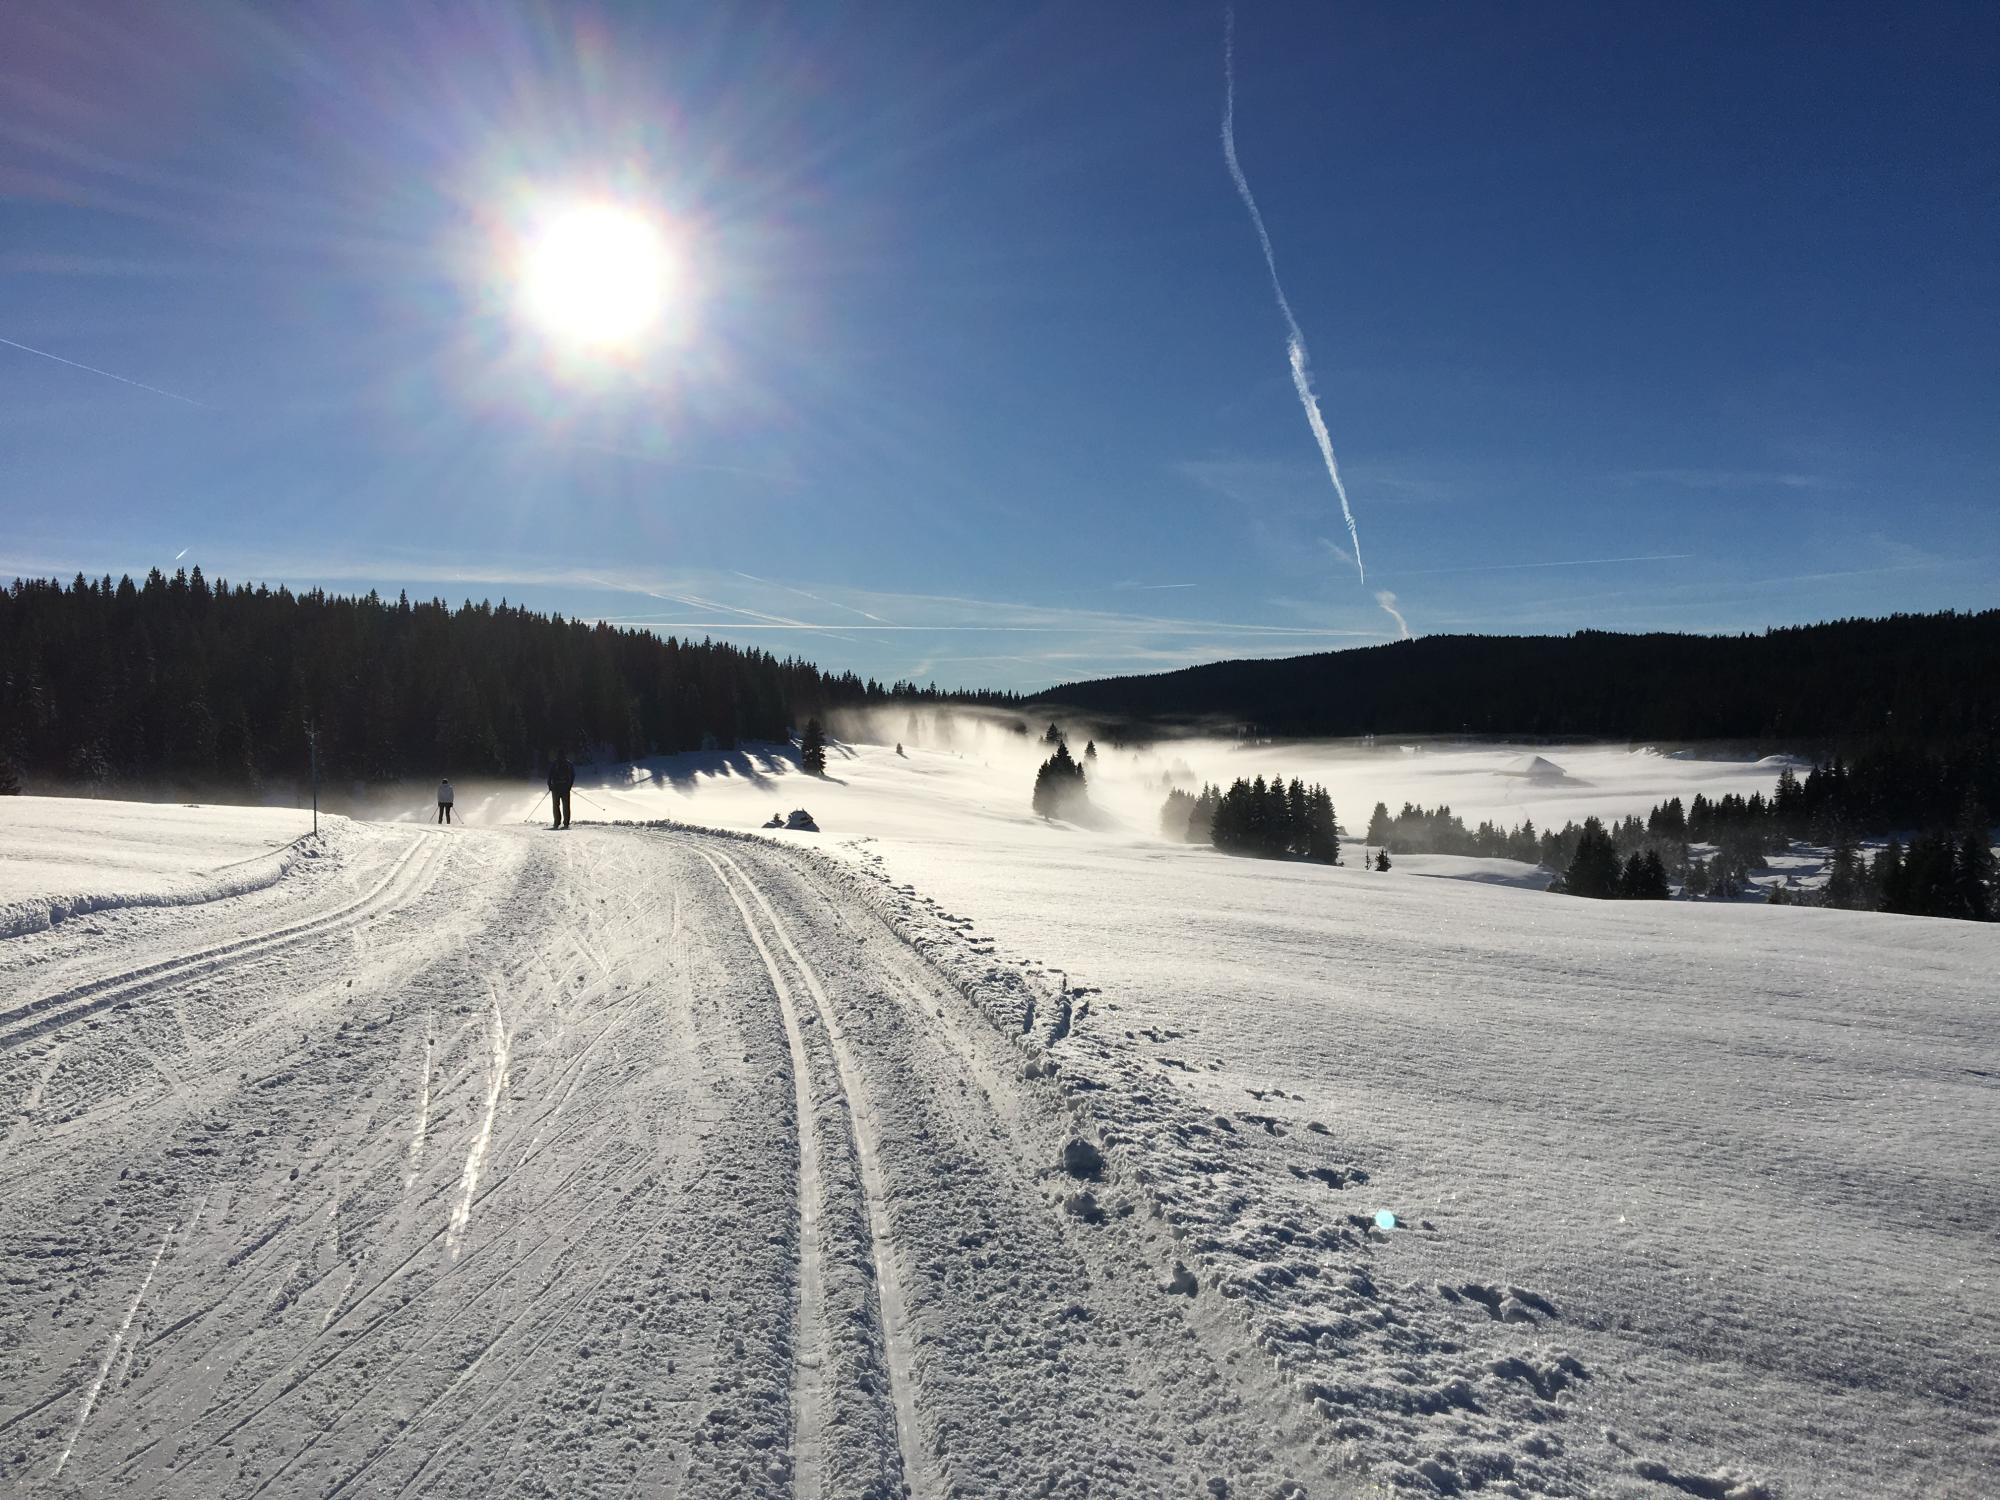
{"left": 437, "top": 778, "right": 455, "bottom": 825}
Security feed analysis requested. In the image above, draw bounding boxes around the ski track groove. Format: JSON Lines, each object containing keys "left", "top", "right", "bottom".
{"left": 697, "top": 847, "right": 839, "bottom": 1500}
{"left": 0, "top": 829, "right": 441, "bottom": 1053}
{"left": 715, "top": 847, "right": 932, "bottom": 1500}
{"left": 54, "top": 1221, "right": 175, "bottom": 1478}
{"left": 1, "top": 816, "right": 1384, "bottom": 1499}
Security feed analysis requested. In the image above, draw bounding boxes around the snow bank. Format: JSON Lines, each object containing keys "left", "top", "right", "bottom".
{"left": 0, "top": 796, "right": 327, "bottom": 938}
{"left": 1393, "top": 852, "right": 1554, "bottom": 889}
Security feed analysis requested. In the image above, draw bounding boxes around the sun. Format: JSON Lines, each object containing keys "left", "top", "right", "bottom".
{"left": 518, "top": 202, "right": 675, "bottom": 352}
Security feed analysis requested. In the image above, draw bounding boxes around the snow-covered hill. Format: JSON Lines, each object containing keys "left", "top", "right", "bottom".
{"left": 544, "top": 733, "right": 1998, "bottom": 1497}
{"left": 3, "top": 735, "right": 1993, "bottom": 1498}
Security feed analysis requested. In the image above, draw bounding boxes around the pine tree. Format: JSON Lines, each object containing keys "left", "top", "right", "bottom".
{"left": 1084, "top": 739, "right": 1097, "bottom": 761}
{"left": 1305, "top": 787, "right": 1339, "bottom": 864}
{"left": 1043, "top": 721, "right": 1064, "bottom": 745}
{"left": 1032, "top": 741, "right": 1088, "bottom": 819}
{"left": 1619, "top": 848, "right": 1670, "bottom": 900}
{"left": 1871, "top": 837, "right": 1905, "bottom": 910}
{"left": 1560, "top": 817, "right": 1622, "bottom": 899}
{"left": 801, "top": 718, "right": 827, "bottom": 775}
{"left": 1375, "top": 848, "right": 1390, "bottom": 872}
{"left": 1366, "top": 801, "right": 1392, "bottom": 846}
{"left": 1953, "top": 834, "right": 1996, "bottom": 921}
{"left": 1823, "top": 837, "right": 1869, "bottom": 910}
{"left": 1190, "top": 784, "right": 1219, "bottom": 844}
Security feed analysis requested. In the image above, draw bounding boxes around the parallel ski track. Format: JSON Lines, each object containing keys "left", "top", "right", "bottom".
{"left": 698, "top": 848, "right": 839, "bottom": 1500}
{"left": 701, "top": 845, "right": 927, "bottom": 1500}
{"left": 69, "top": 834, "right": 704, "bottom": 1496}
{"left": 0, "top": 830, "right": 442, "bottom": 1053}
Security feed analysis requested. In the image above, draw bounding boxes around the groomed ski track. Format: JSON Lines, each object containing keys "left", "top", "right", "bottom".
{"left": 0, "top": 820, "right": 1329, "bottom": 1499}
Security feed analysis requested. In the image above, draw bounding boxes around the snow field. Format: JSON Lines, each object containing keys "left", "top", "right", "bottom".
{"left": 0, "top": 797, "right": 330, "bottom": 939}
{"left": 3, "top": 811, "right": 1359, "bottom": 1496}
{"left": 5, "top": 727, "right": 1995, "bottom": 1499}
{"left": 563, "top": 732, "right": 1997, "bottom": 1499}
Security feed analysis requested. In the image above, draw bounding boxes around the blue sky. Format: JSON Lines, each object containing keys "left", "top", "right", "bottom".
{"left": 3, "top": 2, "right": 1995, "bottom": 690}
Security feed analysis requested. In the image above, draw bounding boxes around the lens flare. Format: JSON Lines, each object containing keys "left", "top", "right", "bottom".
{"left": 518, "top": 202, "right": 674, "bottom": 351}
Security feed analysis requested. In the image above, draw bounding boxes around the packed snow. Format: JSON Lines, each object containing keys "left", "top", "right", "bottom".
{"left": 0, "top": 797, "right": 326, "bottom": 939}
{"left": 3, "top": 728, "right": 1993, "bottom": 1498}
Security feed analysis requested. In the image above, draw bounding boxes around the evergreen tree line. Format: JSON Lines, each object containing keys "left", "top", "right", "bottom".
{"left": 0, "top": 570, "right": 1010, "bottom": 794}
{"left": 1796, "top": 832, "right": 1997, "bottom": 920}
{"left": 1358, "top": 799, "right": 1746, "bottom": 901}
{"left": 1039, "top": 610, "right": 2000, "bottom": 745}
{"left": 1361, "top": 800, "right": 1544, "bottom": 861}
{"left": 1161, "top": 778, "right": 1339, "bottom": 863}
{"left": 1704, "top": 754, "right": 1998, "bottom": 845}
{"left": 1643, "top": 761, "right": 1997, "bottom": 920}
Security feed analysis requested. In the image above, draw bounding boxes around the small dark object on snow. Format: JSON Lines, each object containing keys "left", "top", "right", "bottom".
{"left": 1063, "top": 1189, "right": 1106, "bottom": 1225}
{"left": 784, "top": 808, "right": 818, "bottom": 832}
{"left": 763, "top": 812, "right": 784, "bottom": 828}
{"left": 1060, "top": 1137, "right": 1104, "bottom": 1179}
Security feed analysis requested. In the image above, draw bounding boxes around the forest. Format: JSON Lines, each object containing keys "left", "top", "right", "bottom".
{"left": 1039, "top": 610, "right": 2000, "bottom": 746}
{"left": 0, "top": 569, "right": 1005, "bottom": 794}
{"left": 1161, "top": 777, "right": 1340, "bottom": 864}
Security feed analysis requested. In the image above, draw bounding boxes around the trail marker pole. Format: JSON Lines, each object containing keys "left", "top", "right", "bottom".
{"left": 306, "top": 718, "right": 320, "bottom": 839}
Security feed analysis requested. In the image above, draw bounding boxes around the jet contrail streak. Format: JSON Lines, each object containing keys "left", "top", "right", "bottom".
{"left": 1375, "top": 590, "right": 1411, "bottom": 639}
{"left": 0, "top": 335, "right": 205, "bottom": 407}
{"left": 1222, "top": 10, "right": 1364, "bottom": 583}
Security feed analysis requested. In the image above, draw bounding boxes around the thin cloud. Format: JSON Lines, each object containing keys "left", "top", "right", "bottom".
{"left": 0, "top": 334, "right": 205, "bottom": 407}
{"left": 1616, "top": 469, "right": 1830, "bottom": 491}
{"left": 1317, "top": 536, "right": 1355, "bottom": 569}
{"left": 731, "top": 569, "right": 896, "bottom": 624}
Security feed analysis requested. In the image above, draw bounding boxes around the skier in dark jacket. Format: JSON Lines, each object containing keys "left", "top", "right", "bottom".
{"left": 547, "top": 753, "right": 575, "bottom": 829}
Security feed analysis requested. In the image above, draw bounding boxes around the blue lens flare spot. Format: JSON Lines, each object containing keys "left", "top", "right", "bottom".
{"left": 1374, "top": 1210, "right": 1397, "bottom": 1230}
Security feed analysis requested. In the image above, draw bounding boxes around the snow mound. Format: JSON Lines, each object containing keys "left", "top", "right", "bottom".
{"left": 1506, "top": 754, "right": 1571, "bottom": 781}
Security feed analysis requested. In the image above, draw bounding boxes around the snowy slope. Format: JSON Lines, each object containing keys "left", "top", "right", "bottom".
{"left": 4, "top": 737, "right": 1993, "bottom": 1499}
{"left": 537, "top": 732, "right": 1997, "bottom": 1498}
{"left": 0, "top": 797, "right": 328, "bottom": 938}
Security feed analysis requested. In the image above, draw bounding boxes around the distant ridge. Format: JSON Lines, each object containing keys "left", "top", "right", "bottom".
{"left": 1034, "top": 611, "right": 2000, "bottom": 745}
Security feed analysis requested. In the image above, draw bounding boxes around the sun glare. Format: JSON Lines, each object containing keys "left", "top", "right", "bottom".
{"left": 518, "top": 203, "right": 675, "bottom": 352}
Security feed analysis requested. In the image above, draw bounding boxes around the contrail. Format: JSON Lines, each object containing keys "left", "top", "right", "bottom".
{"left": 1222, "top": 9, "right": 1364, "bottom": 583}
{"left": 1375, "top": 590, "right": 1411, "bottom": 639}
{"left": 0, "top": 335, "right": 205, "bottom": 407}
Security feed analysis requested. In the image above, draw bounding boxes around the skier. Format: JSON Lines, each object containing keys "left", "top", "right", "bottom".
{"left": 436, "top": 777, "right": 455, "bottom": 825}
{"left": 547, "top": 752, "right": 574, "bottom": 829}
